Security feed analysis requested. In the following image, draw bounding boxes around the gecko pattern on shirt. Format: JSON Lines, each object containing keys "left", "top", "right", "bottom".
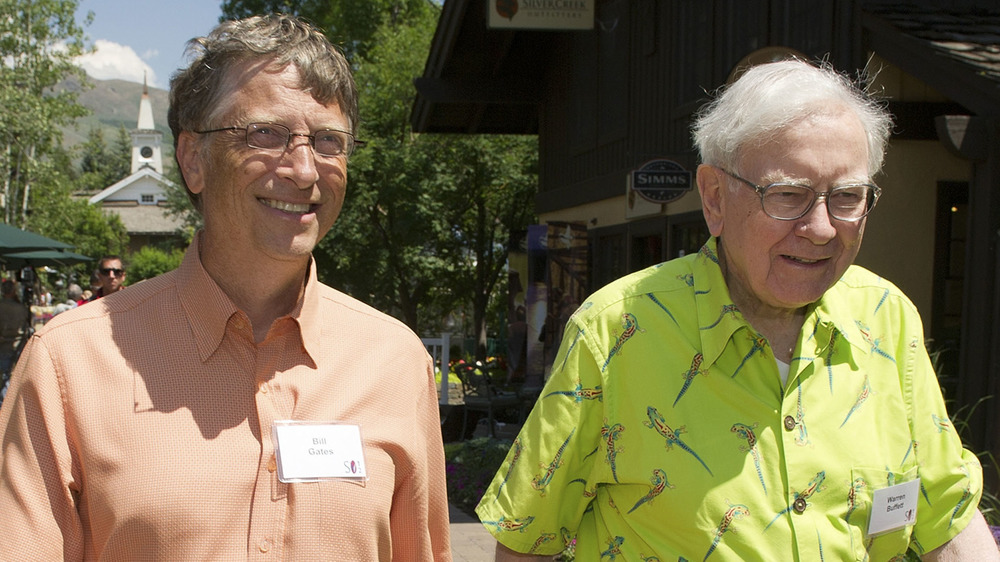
{"left": 476, "top": 238, "right": 983, "bottom": 560}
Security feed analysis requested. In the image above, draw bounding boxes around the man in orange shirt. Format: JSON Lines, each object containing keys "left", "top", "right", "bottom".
{"left": 0, "top": 15, "right": 451, "bottom": 560}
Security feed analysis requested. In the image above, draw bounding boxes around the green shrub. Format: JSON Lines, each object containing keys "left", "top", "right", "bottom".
{"left": 126, "top": 246, "right": 184, "bottom": 283}
{"left": 445, "top": 437, "right": 512, "bottom": 515}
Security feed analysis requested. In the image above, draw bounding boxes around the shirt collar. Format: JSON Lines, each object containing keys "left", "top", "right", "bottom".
{"left": 692, "top": 238, "right": 869, "bottom": 366}
{"left": 176, "top": 231, "right": 322, "bottom": 363}
{"left": 801, "top": 272, "right": 873, "bottom": 357}
{"left": 692, "top": 238, "right": 750, "bottom": 367}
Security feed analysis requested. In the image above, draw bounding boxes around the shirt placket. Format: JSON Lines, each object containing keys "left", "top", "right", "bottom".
{"left": 774, "top": 329, "right": 833, "bottom": 560}
{"left": 232, "top": 315, "right": 289, "bottom": 561}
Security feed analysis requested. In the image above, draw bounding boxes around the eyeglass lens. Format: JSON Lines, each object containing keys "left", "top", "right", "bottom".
{"left": 762, "top": 184, "right": 874, "bottom": 220}
{"left": 100, "top": 268, "right": 125, "bottom": 276}
{"left": 245, "top": 123, "right": 353, "bottom": 156}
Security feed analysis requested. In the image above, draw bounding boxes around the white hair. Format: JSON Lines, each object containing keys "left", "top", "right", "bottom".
{"left": 692, "top": 59, "right": 893, "bottom": 177}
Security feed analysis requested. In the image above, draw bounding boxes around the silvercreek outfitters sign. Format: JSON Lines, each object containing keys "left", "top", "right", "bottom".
{"left": 630, "top": 160, "right": 693, "bottom": 204}
{"left": 488, "top": 0, "right": 594, "bottom": 30}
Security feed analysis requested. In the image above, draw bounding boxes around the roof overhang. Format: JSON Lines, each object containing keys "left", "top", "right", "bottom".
{"left": 411, "top": 0, "right": 550, "bottom": 134}
{"left": 862, "top": 7, "right": 1000, "bottom": 119}
{"left": 414, "top": 2, "right": 1000, "bottom": 135}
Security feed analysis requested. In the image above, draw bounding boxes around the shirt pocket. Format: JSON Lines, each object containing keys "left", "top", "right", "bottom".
{"left": 847, "top": 465, "right": 919, "bottom": 561}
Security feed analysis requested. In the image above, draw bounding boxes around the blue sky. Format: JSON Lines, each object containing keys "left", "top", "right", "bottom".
{"left": 74, "top": 0, "right": 223, "bottom": 89}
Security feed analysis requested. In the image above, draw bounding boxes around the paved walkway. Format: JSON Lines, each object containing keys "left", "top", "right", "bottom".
{"left": 449, "top": 502, "right": 494, "bottom": 561}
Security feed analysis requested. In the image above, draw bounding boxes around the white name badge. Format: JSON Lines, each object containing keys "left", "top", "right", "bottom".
{"left": 272, "top": 421, "right": 367, "bottom": 483}
{"left": 868, "top": 478, "right": 919, "bottom": 535}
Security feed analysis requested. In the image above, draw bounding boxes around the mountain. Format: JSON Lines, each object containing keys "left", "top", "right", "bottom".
{"left": 61, "top": 77, "right": 173, "bottom": 164}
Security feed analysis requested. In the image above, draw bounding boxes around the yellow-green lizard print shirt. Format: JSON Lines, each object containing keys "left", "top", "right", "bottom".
{"left": 476, "top": 238, "right": 982, "bottom": 561}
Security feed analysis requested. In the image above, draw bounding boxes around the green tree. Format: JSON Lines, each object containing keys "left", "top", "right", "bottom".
{"left": 219, "top": 1, "right": 539, "bottom": 354}
{"left": 316, "top": 3, "right": 537, "bottom": 352}
{"left": 435, "top": 135, "right": 537, "bottom": 358}
{"left": 0, "top": 0, "right": 127, "bottom": 281}
{"left": 220, "top": 0, "right": 430, "bottom": 61}
{"left": 127, "top": 245, "right": 184, "bottom": 283}
{"left": 28, "top": 145, "right": 128, "bottom": 279}
{"left": 77, "top": 124, "right": 132, "bottom": 192}
{"left": 109, "top": 125, "right": 132, "bottom": 182}
{"left": 0, "top": 0, "right": 92, "bottom": 227}
{"left": 78, "top": 126, "right": 112, "bottom": 192}
{"left": 315, "top": 3, "right": 449, "bottom": 332}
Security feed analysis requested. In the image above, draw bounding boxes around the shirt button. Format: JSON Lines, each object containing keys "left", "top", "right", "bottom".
{"left": 267, "top": 455, "right": 277, "bottom": 473}
{"left": 783, "top": 415, "right": 796, "bottom": 430}
{"left": 260, "top": 383, "right": 269, "bottom": 394}
{"left": 259, "top": 539, "right": 272, "bottom": 553}
{"left": 793, "top": 498, "right": 807, "bottom": 513}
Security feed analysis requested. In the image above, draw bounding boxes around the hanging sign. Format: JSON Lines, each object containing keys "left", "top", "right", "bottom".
{"left": 487, "top": 0, "right": 594, "bottom": 30}
{"left": 630, "top": 159, "right": 692, "bottom": 204}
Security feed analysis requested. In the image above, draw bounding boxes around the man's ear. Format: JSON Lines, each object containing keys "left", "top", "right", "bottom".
{"left": 176, "top": 131, "right": 205, "bottom": 195}
{"left": 697, "top": 164, "right": 726, "bottom": 237}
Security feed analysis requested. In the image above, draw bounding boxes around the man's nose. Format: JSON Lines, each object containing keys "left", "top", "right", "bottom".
{"left": 796, "top": 195, "right": 838, "bottom": 241}
{"left": 279, "top": 138, "right": 320, "bottom": 188}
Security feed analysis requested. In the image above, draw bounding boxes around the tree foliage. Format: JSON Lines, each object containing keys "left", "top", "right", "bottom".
{"left": 127, "top": 245, "right": 185, "bottom": 283}
{"left": 219, "top": 0, "right": 540, "bottom": 353}
{"left": 220, "top": 0, "right": 430, "bottom": 61}
{"left": 312, "top": 2, "right": 538, "bottom": 352}
{"left": 0, "top": 0, "right": 131, "bottom": 281}
{"left": 77, "top": 125, "right": 130, "bottom": 192}
{"left": 433, "top": 135, "right": 537, "bottom": 357}
{"left": 0, "top": 0, "right": 91, "bottom": 226}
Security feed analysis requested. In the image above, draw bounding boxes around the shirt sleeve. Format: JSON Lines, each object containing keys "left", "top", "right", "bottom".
{"left": 900, "top": 309, "right": 983, "bottom": 554}
{"left": 391, "top": 354, "right": 452, "bottom": 561}
{"left": 475, "top": 318, "right": 605, "bottom": 555}
{"left": 0, "top": 335, "right": 85, "bottom": 560}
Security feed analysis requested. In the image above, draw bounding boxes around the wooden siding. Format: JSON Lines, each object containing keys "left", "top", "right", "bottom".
{"left": 537, "top": 0, "right": 865, "bottom": 214}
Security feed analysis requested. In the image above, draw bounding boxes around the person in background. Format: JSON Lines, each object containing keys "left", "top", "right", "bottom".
{"left": 0, "top": 279, "right": 31, "bottom": 381}
{"left": 478, "top": 59, "right": 999, "bottom": 561}
{"left": 86, "top": 256, "right": 126, "bottom": 301}
{"left": 0, "top": 14, "right": 450, "bottom": 560}
{"left": 72, "top": 283, "right": 87, "bottom": 307}
{"left": 52, "top": 284, "right": 83, "bottom": 317}
{"left": 36, "top": 285, "right": 52, "bottom": 306}
{"left": 0, "top": 280, "right": 30, "bottom": 358}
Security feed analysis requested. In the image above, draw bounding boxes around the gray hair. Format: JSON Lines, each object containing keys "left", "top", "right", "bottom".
{"left": 67, "top": 284, "right": 83, "bottom": 300}
{"left": 691, "top": 59, "right": 892, "bottom": 177}
{"left": 167, "top": 14, "right": 358, "bottom": 207}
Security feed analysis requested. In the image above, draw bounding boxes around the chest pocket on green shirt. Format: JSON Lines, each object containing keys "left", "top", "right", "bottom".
{"left": 847, "top": 465, "right": 918, "bottom": 560}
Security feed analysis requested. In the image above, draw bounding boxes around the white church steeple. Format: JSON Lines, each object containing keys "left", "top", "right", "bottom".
{"left": 130, "top": 75, "right": 164, "bottom": 174}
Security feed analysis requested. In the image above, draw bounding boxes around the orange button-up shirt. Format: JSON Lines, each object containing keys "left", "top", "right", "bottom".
{"left": 0, "top": 238, "right": 451, "bottom": 560}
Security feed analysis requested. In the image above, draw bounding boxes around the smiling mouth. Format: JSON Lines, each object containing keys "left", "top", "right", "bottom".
{"left": 785, "top": 255, "right": 824, "bottom": 265}
{"left": 259, "top": 198, "right": 315, "bottom": 214}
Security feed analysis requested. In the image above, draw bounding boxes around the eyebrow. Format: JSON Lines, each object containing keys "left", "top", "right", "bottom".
{"left": 757, "top": 174, "right": 872, "bottom": 187}
{"left": 243, "top": 119, "right": 351, "bottom": 132}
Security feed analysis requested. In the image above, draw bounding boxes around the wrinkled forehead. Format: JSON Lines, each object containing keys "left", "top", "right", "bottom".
{"left": 737, "top": 108, "right": 870, "bottom": 179}
{"left": 206, "top": 59, "right": 347, "bottom": 127}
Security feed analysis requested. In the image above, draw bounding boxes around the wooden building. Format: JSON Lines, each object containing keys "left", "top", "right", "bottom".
{"left": 412, "top": 1, "right": 1000, "bottom": 465}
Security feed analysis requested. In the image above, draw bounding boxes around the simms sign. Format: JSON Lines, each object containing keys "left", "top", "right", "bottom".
{"left": 630, "top": 159, "right": 692, "bottom": 203}
{"left": 488, "top": 0, "right": 594, "bottom": 30}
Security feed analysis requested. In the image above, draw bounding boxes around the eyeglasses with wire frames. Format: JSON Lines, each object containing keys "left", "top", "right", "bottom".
{"left": 195, "top": 122, "right": 364, "bottom": 157}
{"left": 719, "top": 168, "right": 881, "bottom": 222}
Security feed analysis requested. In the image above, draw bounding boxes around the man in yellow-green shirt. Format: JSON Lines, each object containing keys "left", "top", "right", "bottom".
{"left": 478, "top": 59, "right": 999, "bottom": 560}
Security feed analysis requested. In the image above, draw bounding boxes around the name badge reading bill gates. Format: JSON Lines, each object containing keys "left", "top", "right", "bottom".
{"left": 272, "top": 421, "right": 367, "bottom": 483}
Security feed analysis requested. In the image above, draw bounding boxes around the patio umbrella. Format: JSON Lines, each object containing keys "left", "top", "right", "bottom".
{"left": 0, "top": 249, "right": 93, "bottom": 268}
{"left": 0, "top": 223, "right": 73, "bottom": 253}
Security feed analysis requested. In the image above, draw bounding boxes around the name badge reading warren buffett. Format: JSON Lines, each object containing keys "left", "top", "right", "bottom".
{"left": 868, "top": 478, "right": 919, "bottom": 535}
{"left": 272, "top": 421, "right": 367, "bottom": 483}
